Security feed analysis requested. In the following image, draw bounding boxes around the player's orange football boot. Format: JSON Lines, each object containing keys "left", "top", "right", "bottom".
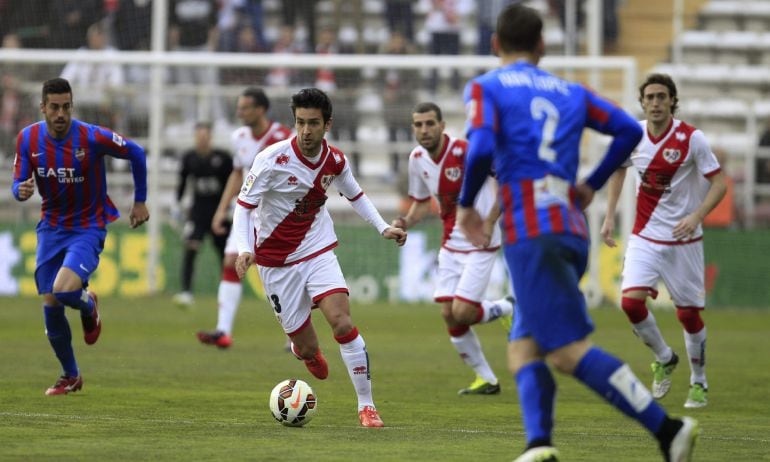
{"left": 358, "top": 406, "right": 384, "bottom": 428}
{"left": 304, "top": 349, "right": 328, "bottom": 380}
{"left": 196, "top": 330, "right": 233, "bottom": 349}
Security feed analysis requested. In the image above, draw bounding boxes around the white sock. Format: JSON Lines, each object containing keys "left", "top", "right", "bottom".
{"left": 339, "top": 334, "right": 374, "bottom": 410}
{"left": 479, "top": 297, "right": 514, "bottom": 323}
{"left": 632, "top": 311, "right": 673, "bottom": 363}
{"left": 216, "top": 280, "right": 242, "bottom": 335}
{"left": 684, "top": 327, "right": 707, "bottom": 388}
{"left": 450, "top": 328, "right": 497, "bottom": 384}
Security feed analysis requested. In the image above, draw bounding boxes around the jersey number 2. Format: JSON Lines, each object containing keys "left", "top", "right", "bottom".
{"left": 530, "top": 97, "right": 560, "bottom": 162}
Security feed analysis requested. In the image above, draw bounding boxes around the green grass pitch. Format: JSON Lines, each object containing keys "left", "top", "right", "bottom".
{"left": 1, "top": 295, "right": 769, "bottom": 461}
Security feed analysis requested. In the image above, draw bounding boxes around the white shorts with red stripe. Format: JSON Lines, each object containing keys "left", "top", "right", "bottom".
{"left": 434, "top": 247, "right": 497, "bottom": 304}
{"left": 621, "top": 234, "right": 705, "bottom": 308}
{"left": 257, "top": 250, "right": 348, "bottom": 334}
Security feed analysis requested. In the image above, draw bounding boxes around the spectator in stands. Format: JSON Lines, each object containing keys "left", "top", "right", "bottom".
{"left": 549, "top": 0, "right": 620, "bottom": 52}
{"left": 757, "top": 119, "right": 770, "bottom": 184}
{"left": 330, "top": 0, "right": 364, "bottom": 53}
{"left": 2, "top": 0, "right": 51, "bottom": 48}
{"left": 243, "top": 0, "right": 268, "bottom": 52}
{"left": 50, "top": 0, "right": 103, "bottom": 49}
{"left": 169, "top": 0, "right": 225, "bottom": 125}
{"left": 379, "top": 30, "right": 419, "bottom": 177}
{"left": 113, "top": 0, "right": 152, "bottom": 51}
{"left": 266, "top": 25, "right": 303, "bottom": 88}
{"left": 218, "top": 0, "right": 265, "bottom": 52}
{"left": 173, "top": 122, "right": 232, "bottom": 307}
{"left": 424, "top": 0, "right": 472, "bottom": 93}
{"left": 477, "top": 0, "right": 514, "bottom": 56}
{"left": 281, "top": 0, "right": 318, "bottom": 52}
{"left": 384, "top": 0, "right": 416, "bottom": 43}
{"left": 60, "top": 21, "right": 125, "bottom": 128}
{"left": 314, "top": 26, "right": 359, "bottom": 143}
{"left": 0, "top": 68, "right": 35, "bottom": 159}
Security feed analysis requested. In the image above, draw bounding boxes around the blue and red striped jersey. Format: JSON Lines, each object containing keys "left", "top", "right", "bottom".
{"left": 459, "top": 60, "right": 641, "bottom": 244}
{"left": 12, "top": 119, "right": 147, "bottom": 229}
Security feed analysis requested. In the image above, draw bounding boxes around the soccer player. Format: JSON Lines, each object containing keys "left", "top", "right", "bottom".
{"left": 600, "top": 73, "right": 727, "bottom": 409}
{"left": 392, "top": 101, "right": 514, "bottom": 396}
{"left": 196, "top": 87, "right": 292, "bottom": 348}
{"left": 11, "top": 77, "right": 149, "bottom": 395}
{"left": 232, "top": 88, "right": 406, "bottom": 427}
{"left": 172, "top": 121, "right": 233, "bottom": 307}
{"left": 456, "top": 5, "right": 699, "bottom": 461}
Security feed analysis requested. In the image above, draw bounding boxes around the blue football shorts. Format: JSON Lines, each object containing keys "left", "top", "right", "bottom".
{"left": 34, "top": 222, "right": 106, "bottom": 295}
{"left": 506, "top": 233, "right": 595, "bottom": 353}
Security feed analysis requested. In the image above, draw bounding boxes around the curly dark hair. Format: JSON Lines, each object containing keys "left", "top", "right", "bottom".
{"left": 291, "top": 88, "right": 333, "bottom": 123}
{"left": 639, "top": 73, "right": 679, "bottom": 115}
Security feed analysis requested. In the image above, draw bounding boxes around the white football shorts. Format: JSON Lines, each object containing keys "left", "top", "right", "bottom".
{"left": 621, "top": 234, "right": 706, "bottom": 308}
{"left": 257, "top": 250, "right": 348, "bottom": 335}
{"left": 434, "top": 248, "right": 497, "bottom": 303}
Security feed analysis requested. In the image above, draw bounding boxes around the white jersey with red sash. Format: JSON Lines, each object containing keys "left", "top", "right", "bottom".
{"left": 237, "top": 137, "right": 362, "bottom": 267}
{"left": 627, "top": 118, "right": 721, "bottom": 244}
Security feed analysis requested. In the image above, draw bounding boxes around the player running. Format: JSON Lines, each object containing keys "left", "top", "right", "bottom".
{"left": 12, "top": 77, "right": 149, "bottom": 395}
{"left": 232, "top": 88, "right": 406, "bottom": 427}
{"left": 601, "top": 73, "right": 726, "bottom": 409}
{"left": 196, "top": 87, "right": 291, "bottom": 348}
{"left": 393, "top": 101, "right": 514, "bottom": 396}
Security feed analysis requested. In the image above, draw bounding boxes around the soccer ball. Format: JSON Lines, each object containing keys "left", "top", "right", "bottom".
{"left": 269, "top": 379, "right": 317, "bottom": 427}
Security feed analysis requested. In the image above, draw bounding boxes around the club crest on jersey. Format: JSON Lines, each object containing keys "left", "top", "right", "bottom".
{"left": 451, "top": 146, "right": 464, "bottom": 157}
{"left": 332, "top": 152, "right": 342, "bottom": 164}
{"left": 675, "top": 131, "right": 686, "bottom": 141}
{"left": 444, "top": 167, "right": 462, "bottom": 182}
{"left": 320, "top": 174, "right": 335, "bottom": 190}
{"left": 242, "top": 172, "right": 256, "bottom": 194}
{"left": 288, "top": 175, "right": 298, "bottom": 186}
{"left": 112, "top": 132, "right": 125, "bottom": 146}
{"left": 75, "top": 148, "right": 86, "bottom": 161}
{"left": 276, "top": 154, "right": 289, "bottom": 165}
{"left": 662, "top": 148, "right": 681, "bottom": 164}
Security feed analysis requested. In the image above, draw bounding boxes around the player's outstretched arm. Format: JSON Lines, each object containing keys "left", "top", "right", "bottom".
{"left": 129, "top": 202, "right": 150, "bottom": 229}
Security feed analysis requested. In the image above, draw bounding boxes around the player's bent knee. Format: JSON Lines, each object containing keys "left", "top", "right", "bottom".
{"left": 676, "top": 307, "right": 704, "bottom": 333}
{"left": 621, "top": 296, "right": 649, "bottom": 324}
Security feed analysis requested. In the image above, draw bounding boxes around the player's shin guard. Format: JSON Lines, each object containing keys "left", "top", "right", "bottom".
{"left": 573, "top": 347, "right": 667, "bottom": 434}
{"left": 54, "top": 289, "right": 95, "bottom": 316}
{"left": 515, "top": 361, "right": 556, "bottom": 447}
{"left": 336, "top": 327, "right": 374, "bottom": 410}
{"left": 44, "top": 305, "right": 78, "bottom": 377}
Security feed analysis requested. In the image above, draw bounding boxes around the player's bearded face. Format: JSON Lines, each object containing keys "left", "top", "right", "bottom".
{"left": 41, "top": 93, "right": 73, "bottom": 138}
{"left": 412, "top": 111, "right": 444, "bottom": 154}
{"left": 294, "top": 108, "right": 330, "bottom": 157}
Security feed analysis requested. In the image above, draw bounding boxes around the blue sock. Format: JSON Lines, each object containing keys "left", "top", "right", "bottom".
{"left": 44, "top": 305, "right": 78, "bottom": 377}
{"left": 515, "top": 361, "right": 556, "bottom": 446}
{"left": 573, "top": 347, "right": 666, "bottom": 434}
{"left": 54, "top": 289, "right": 94, "bottom": 316}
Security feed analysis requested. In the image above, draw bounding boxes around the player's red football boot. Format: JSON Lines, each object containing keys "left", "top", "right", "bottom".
{"left": 304, "top": 349, "right": 328, "bottom": 380}
{"left": 196, "top": 330, "right": 232, "bottom": 349}
{"left": 358, "top": 406, "right": 384, "bottom": 428}
{"left": 82, "top": 291, "right": 101, "bottom": 345}
{"left": 45, "top": 375, "right": 83, "bottom": 396}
